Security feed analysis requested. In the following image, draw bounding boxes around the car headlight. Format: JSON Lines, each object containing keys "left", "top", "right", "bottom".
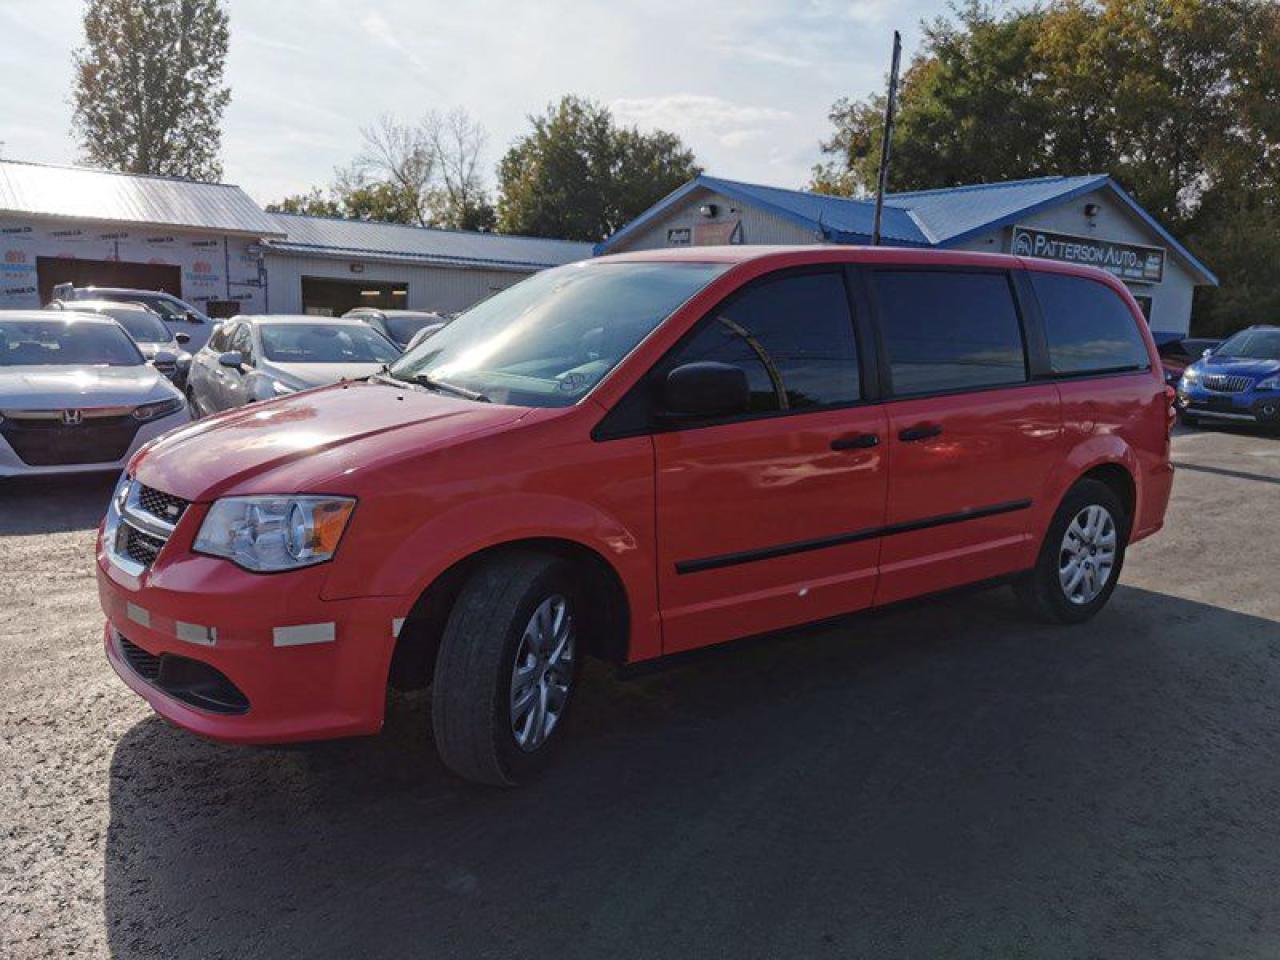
{"left": 193, "top": 496, "right": 356, "bottom": 572}
{"left": 1180, "top": 367, "right": 1200, "bottom": 386}
{"left": 132, "top": 396, "right": 185, "bottom": 420}
{"left": 1257, "top": 375, "right": 1280, "bottom": 391}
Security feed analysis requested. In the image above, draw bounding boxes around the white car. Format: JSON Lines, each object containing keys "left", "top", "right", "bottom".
{"left": 0, "top": 311, "right": 190, "bottom": 477}
{"left": 185, "top": 314, "right": 400, "bottom": 415}
{"left": 46, "top": 299, "right": 191, "bottom": 383}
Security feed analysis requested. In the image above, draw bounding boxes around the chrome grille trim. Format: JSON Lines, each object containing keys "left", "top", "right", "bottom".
{"left": 1202, "top": 374, "right": 1253, "bottom": 393}
{"left": 107, "top": 479, "right": 182, "bottom": 575}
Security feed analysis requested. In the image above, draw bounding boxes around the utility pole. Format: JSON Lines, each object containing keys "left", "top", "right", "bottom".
{"left": 872, "top": 30, "right": 902, "bottom": 246}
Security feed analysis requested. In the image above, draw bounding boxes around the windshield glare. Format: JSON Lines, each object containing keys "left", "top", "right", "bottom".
{"left": 1215, "top": 329, "right": 1280, "bottom": 361}
{"left": 101, "top": 309, "right": 172, "bottom": 343}
{"left": 0, "top": 320, "right": 144, "bottom": 367}
{"left": 260, "top": 324, "right": 401, "bottom": 364}
{"left": 388, "top": 261, "right": 729, "bottom": 406}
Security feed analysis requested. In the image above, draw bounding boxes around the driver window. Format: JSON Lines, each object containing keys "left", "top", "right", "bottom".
{"left": 661, "top": 270, "right": 861, "bottom": 414}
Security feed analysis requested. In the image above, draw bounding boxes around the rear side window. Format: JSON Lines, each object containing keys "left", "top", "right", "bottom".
{"left": 873, "top": 271, "right": 1026, "bottom": 395}
{"left": 207, "top": 322, "right": 233, "bottom": 352}
{"left": 1030, "top": 273, "right": 1150, "bottom": 375}
{"left": 665, "top": 271, "right": 860, "bottom": 413}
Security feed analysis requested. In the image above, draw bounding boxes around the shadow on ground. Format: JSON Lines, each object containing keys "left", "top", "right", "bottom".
{"left": 0, "top": 473, "right": 115, "bottom": 535}
{"left": 104, "top": 585, "right": 1280, "bottom": 959}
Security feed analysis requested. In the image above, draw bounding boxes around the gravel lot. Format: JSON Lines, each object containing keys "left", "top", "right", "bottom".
{"left": 3, "top": 426, "right": 1280, "bottom": 959}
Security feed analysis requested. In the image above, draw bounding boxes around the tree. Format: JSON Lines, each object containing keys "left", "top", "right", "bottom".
{"left": 265, "top": 189, "right": 344, "bottom": 218}
{"left": 811, "top": 0, "right": 1280, "bottom": 334}
{"left": 72, "top": 0, "right": 230, "bottom": 181}
{"left": 429, "top": 109, "right": 497, "bottom": 231}
{"left": 497, "top": 95, "right": 701, "bottom": 241}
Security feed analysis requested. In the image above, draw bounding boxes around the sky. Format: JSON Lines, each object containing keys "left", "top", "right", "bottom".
{"left": 0, "top": 0, "right": 946, "bottom": 206}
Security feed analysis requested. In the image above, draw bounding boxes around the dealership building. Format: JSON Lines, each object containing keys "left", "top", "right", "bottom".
{"left": 598, "top": 173, "right": 1217, "bottom": 334}
{"left": 0, "top": 159, "right": 591, "bottom": 318}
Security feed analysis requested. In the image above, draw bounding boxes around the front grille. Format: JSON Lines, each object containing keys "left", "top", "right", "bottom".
{"left": 137, "top": 485, "right": 189, "bottom": 525}
{"left": 118, "top": 635, "right": 161, "bottom": 681}
{"left": 1202, "top": 374, "right": 1253, "bottom": 393}
{"left": 119, "top": 524, "right": 167, "bottom": 567}
{"left": 115, "top": 632, "right": 249, "bottom": 715}
{"left": 0, "top": 416, "right": 142, "bottom": 466}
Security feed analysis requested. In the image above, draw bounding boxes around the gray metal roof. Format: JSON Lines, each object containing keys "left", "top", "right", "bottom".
{"left": 0, "top": 159, "right": 284, "bottom": 237}
{"left": 264, "top": 213, "right": 593, "bottom": 271}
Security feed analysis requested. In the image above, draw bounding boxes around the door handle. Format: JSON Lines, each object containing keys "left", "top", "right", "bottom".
{"left": 831, "top": 433, "right": 880, "bottom": 451}
{"left": 899, "top": 424, "right": 943, "bottom": 442}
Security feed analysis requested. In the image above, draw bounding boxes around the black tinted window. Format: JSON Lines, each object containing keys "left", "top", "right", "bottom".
{"left": 874, "top": 271, "right": 1026, "bottom": 394}
{"left": 1031, "top": 273, "right": 1149, "bottom": 374}
{"left": 665, "top": 271, "right": 859, "bottom": 413}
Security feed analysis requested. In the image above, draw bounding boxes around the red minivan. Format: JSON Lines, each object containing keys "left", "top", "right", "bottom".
{"left": 97, "top": 246, "right": 1174, "bottom": 784}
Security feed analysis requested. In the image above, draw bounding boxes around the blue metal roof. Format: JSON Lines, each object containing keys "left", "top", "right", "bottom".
{"left": 596, "top": 173, "right": 1217, "bottom": 285}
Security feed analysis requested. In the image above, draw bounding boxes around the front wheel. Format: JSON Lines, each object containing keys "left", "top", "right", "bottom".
{"left": 431, "top": 551, "right": 582, "bottom": 786}
{"left": 1015, "top": 479, "right": 1128, "bottom": 624}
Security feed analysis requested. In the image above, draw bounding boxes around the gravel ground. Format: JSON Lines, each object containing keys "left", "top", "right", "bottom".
{"left": 3, "top": 426, "right": 1280, "bottom": 959}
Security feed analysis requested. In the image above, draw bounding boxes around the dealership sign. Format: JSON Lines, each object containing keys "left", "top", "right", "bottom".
{"left": 1011, "top": 226, "right": 1165, "bottom": 283}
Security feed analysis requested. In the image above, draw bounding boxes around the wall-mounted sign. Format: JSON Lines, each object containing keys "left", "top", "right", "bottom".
{"left": 1011, "top": 225, "right": 1165, "bottom": 283}
{"left": 666, "top": 227, "right": 691, "bottom": 246}
{"left": 693, "top": 219, "right": 743, "bottom": 246}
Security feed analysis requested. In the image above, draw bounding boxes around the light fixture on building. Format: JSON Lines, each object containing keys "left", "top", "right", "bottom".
{"left": 350, "top": 263, "right": 365, "bottom": 274}
{"left": 699, "top": 203, "right": 718, "bottom": 218}
{"left": 392, "top": 289, "right": 407, "bottom": 296}
{"left": 1084, "top": 202, "right": 1100, "bottom": 225}
{"left": 360, "top": 290, "right": 380, "bottom": 297}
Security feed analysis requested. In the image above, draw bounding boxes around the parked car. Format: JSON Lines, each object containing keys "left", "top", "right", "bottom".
{"left": 401, "top": 315, "right": 456, "bottom": 353}
{"left": 47, "top": 299, "right": 190, "bottom": 384}
{"left": 343, "top": 308, "right": 452, "bottom": 349}
{"left": 97, "top": 248, "right": 1172, "bottom": 785}
{"left": 184, "top": 314, "right": 401, "bottom": 416}
{"left": 1176, "top": 325, "right": 1280, "bottom": 427}
{"left": 51, "top": 284, "right": 215, "bottom": 351}
{"left": 0, "top": 311, "right": 188, "bottom": 477}
{"left": 1154, "top": 332, "right": 1220, "bottom": 385}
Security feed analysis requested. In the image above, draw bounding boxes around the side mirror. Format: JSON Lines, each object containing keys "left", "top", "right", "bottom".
{"left": 174, "top": 332, "right": 191, "bottom": 345}
{"left": 660, "top": 361, "right": 750, "bottom": 419}
{"left": 218, "top": 351, "right": 246, "bottom": 370}
{"left": 151, "top": 350, "right": 177, "bottom": 367}
{"left": 1202, "top": 348, "right": 1213, "bottom": 358}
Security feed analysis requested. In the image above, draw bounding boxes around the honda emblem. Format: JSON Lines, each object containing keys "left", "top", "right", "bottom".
{"left": 61, "top": 409, "right": 84, "bottom": 426}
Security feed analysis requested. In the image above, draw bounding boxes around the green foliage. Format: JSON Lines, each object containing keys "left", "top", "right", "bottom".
{"left": 812, "top": 0, "right": 1280, "bottom": 334}
{"left": 72, "top": 0, "right": 230, "bottom": 181}
{"left": 497, "top": 96, "right": 701, "bottom": 241}
{"left": 265, "top": 189, "right": 344, "bottom": 218}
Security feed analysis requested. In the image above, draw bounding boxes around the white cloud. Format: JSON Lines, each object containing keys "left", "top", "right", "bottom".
{"left": 611, "top": 94, "right": 791, "bottom": 145}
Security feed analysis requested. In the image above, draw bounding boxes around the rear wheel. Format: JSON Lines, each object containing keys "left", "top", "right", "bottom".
{"left": 431, "top": 551, "right": 581, "bottom": 786}
{"left": 1015, "top": 479, "right": 1127, "bottom": 624}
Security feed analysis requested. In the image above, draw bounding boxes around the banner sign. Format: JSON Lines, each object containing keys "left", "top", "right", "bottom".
{"left": 1011, "top": 225, "right": 1165, "bottom": 283}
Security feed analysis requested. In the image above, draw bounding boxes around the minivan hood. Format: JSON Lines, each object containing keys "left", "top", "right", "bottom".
{"left": 132, "top": 379, "right": 529, "bottom": 501}
{"left": 0, "top": 364, "right": 173, "bottom": 409}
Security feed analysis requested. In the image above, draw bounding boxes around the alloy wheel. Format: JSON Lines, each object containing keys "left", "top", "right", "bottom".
{"left": 1058, "top": 504, "right": 1117, "bottom": 605}
{"left": 509, "top": 594, "right": 575, "bottom": 751}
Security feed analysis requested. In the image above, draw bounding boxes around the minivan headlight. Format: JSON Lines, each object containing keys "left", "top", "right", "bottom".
{"left": 193, "top": 496, "right": 356, "bottom": 571}
{"left": 1180, "top": 367, "right": 1200, "bottom": 385}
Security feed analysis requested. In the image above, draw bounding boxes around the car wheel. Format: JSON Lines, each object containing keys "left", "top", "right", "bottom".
{"left": 431, "top": 551, "right": 582, "bottom": 786}
{"left": 184, "top": 385, "right": 201, "bottom": 418}
{"left": 1178, "top": 410, "right": 1200, "bottom": 427}
{"left": 1015, "top": 479, "right": 1128, "bottom": 625}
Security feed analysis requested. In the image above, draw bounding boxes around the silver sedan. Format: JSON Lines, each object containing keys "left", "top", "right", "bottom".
{"left": 184, "top": 315, "right": 401, "bottom": 416}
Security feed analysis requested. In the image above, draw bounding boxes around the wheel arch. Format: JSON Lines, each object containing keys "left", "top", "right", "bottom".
{"left": 388, "top": 536, "right": 633, "bottom": 691}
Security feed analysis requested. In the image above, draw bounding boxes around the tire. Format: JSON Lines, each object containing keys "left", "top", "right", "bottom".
{"left": 1015, "top": 479, "right": 1128, "bottom": 625}
{"left": 1178, "top": 410, "right": 1200, "bottom": 427}
{"left": 431, "top": 551, "right": 583, "bottom": 786}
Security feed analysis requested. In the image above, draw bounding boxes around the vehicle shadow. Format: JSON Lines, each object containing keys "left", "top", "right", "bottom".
{"left": 0, "top": 473, "right": 115, "bottom": 534}
{"left": 103, "top": 585, "right": 1280, "bottom": 959}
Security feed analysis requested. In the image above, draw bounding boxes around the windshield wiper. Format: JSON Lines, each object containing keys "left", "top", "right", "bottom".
{"left": 412, "top": 373, "right": 490, "bottom": 403}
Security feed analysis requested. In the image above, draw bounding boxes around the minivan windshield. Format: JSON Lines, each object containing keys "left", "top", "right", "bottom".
{"left": 387, "top": 261, "right": 729, "bottom": 406}
{"left": 1214, "top": 329, "right": 1280, "bottom": 361}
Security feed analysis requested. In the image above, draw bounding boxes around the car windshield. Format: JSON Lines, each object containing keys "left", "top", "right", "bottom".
{"left": 0, "top": 319, "right": 144, "bottom": 366}
{"left": 120, "top": 293, "right": 208, "bottom": 324}
{"left": 387, "top": 261, "right": 729, "bottom": 406}
{"left": 1214, "top": 329, "right": 1280, "bottom": 360}
{"left": 96, "top": 308, "right": 172, "bottom": 344}
{"left": 259, "top": 324, "right": 401, "bottom": 364}
{"left": 383, "top": 315, "right": 442, "bottom": 346}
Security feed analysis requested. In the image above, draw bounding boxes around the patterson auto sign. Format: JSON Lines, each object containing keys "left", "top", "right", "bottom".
{"left": 1011, "top": 225, "right": 1165, "bottom": 283}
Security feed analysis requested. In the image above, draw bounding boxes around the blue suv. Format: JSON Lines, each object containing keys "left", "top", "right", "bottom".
{"left": 1177, "top": 325, "right": 1280, "bottom": 427}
